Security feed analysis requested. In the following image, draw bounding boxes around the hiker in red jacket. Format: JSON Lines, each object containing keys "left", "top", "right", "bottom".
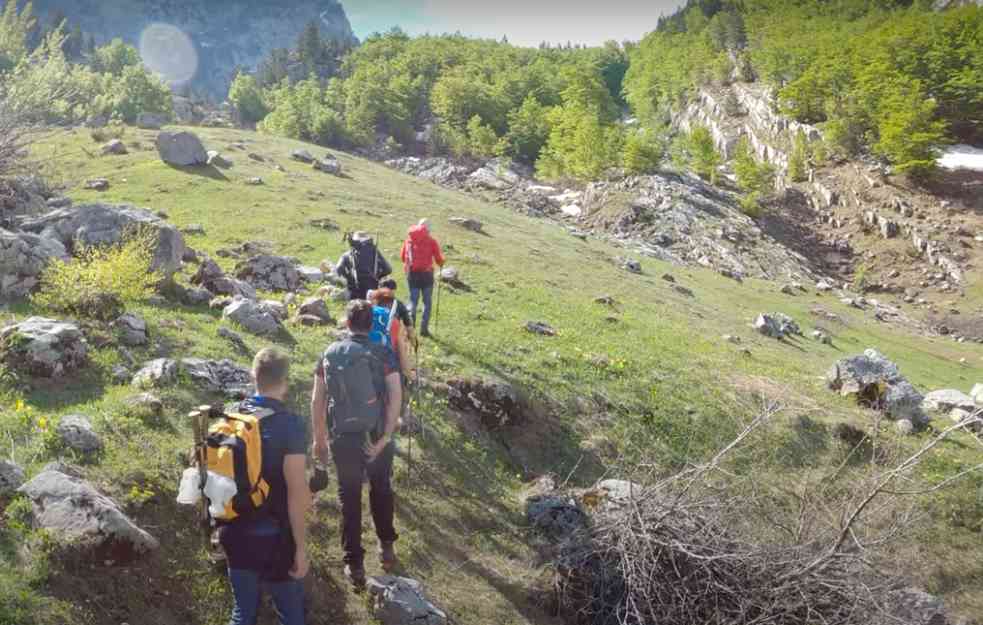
{"left": 400, "top": 219, "right": 445, "bottom": 338}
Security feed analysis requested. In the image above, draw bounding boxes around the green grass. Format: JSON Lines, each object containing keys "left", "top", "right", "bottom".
{"left": 1, "top": 125, "right": 981, "bottom": 624}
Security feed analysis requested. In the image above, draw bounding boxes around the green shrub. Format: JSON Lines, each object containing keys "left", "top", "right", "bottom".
{"left": 623, "top": 128, "right": 665, "bottom": 175}
{"left": 739, "top": 192, "right": 763, "bottom": 217}
{"left": 788, "top": 130, "right": 808, "bottom": 182}
{"left": 733, "top": 137, "right": 775, "bottom": 196}
{"left": 673, "top": 125, "right": 722, "bottom": 184}
{"left": 89, "top": 120, "right": 125, "bottom": 143}
{"left": 32, "top": 227, "right": 161, "bottom": 318}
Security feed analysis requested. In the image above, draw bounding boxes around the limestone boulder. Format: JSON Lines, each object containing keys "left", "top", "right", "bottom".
{"left": 367, "top": 576, "right": 447, "bottom": 625}
{"left": 156, "top": 131, "right": 207, "bottom": 166}
{"left": 56, "top": 414, "right": 103, "bottom": 455}
{"left": 234, "top": 254, "right": 304, "bottom": 292}
{"left": 0, "top": 228, "right": 69, "bottom": 299}
{"left": 0, "top": 317, "right": 87, "bottom": 378}
{"left": 0, "top": 460, "right": 26, "bottom": 497}
{"left": 223, "top": 297, "right": 283, "bottom": 336}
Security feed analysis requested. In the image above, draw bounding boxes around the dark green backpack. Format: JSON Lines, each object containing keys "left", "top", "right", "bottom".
{"left": 322, "top": 336, "right": 387, "bottom": 435}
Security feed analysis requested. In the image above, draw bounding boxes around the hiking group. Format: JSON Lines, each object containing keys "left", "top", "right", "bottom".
{"left": 184, "top": 219, "right": 446, "bottom": 625}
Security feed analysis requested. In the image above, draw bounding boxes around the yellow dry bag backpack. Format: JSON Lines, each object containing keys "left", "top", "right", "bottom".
{"left": 190, "top": 405, "right": 271, "bottom": 523}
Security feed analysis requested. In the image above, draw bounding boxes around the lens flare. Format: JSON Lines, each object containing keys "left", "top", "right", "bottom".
{"left": 139, "top": 23, "right": 198, "bottom": 86}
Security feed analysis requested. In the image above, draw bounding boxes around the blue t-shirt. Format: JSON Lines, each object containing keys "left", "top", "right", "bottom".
{"left": 237, "top": 396, "right": 307, "bottom": 526}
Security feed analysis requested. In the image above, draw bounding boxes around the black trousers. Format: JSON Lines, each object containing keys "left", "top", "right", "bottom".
{"left": 330, "top": 433, "right": 397, "bottom": 567}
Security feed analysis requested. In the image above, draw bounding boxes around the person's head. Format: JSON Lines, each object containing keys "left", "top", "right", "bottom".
{"left": 345, "top": 299, "right": 374, "bottom": 334}
{"left": 369, "top": 288, "right": 395, "bottom": 306}
{"left": 380, "top": 278, "right": 397, "bottom": 291}
{"left": 418, "top": 218, "right": 430, "bottom": 233}
{"left": 252, "top": 347, "right": 290, "bottom": 400}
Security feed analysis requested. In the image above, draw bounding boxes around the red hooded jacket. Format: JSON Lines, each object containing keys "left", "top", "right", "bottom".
{"left": 401, "top": 225, "right": 445, "bottom": 272}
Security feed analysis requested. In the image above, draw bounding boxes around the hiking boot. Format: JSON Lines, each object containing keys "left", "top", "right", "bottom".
{"left": 379, "top": 541, "right": 397, "bottom": 572}
{"left": 420, "top": 329, "right": 432, "bottom": 338}
{"left": 344, "top": 564, "right": 366, "bottom": 590}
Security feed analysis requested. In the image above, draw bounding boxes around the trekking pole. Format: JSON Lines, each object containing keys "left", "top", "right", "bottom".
{"left": 434, "top": 275, "right": 442, "bottom": 332}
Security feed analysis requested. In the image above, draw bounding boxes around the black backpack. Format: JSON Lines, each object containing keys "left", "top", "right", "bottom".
{"left": 350, "top": 237, "right": 379, "bottom": 288}
{"left": 322, "top": 336, "right": 388, "bottom": 435}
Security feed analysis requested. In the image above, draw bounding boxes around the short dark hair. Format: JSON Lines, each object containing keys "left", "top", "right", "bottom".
{"left": 253, "top": 347, "right": 290, "bottom": 391}
{"left": 380, "top": 278, "right": 397, "bottom": 291}
{"left": 346, "top": 299, "right": 374, "bottom": 333}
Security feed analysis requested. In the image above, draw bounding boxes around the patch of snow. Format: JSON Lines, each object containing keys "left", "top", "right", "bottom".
{"left": 937, "top": 144, "right": 983, "bottom": 172}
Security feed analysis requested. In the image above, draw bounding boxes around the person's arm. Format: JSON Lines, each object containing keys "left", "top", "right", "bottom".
{"left": 311, "top": 368, "right": 329, "bottom": 463}
{"left": 284, "top": 453, "right": 311, "bottom": 579}
{"left": 366, "top": 371, "right": 401, "bottom": 462}
{"left": 400, "top": 239, "right": 409, "bottom": 270}
{"left": 433, "top": 239, "right": 445, "bottom": 267}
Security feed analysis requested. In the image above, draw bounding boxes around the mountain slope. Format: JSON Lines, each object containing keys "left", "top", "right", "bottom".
{"left": 2, "top": 125, "right": 983, "bottom": 624}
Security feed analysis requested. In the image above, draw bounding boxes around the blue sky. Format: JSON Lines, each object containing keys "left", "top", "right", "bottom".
{"left": 343, "top": 0, "right": 687, "bottom": 46}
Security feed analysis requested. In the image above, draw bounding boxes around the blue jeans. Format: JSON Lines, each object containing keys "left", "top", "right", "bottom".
{"left": 409, "top": 284, "right": 434, "bottom": 333}
{"left": 228, "top": 568, "right": 305, "bottom": 625}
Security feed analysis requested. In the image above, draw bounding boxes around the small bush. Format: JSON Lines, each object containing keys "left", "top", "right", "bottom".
{"left": 787, "top": 130, "right": 808, "bottom": 182}
{"left": 739, "top": 192, "right": 763, "bottom": 217}
{"left": 89, "top": 121, "right": 125, "bottom": 144}
{"left": 32, "top": 227, "right": 161, "bottom": 318}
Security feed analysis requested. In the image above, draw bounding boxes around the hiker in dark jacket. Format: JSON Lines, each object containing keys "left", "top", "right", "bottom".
{"left": 336, "top": 232, "right": 392, "bottom": 301}
{"left": 221, "top": 348, "right": 310, "bottom": 625}
{"left": 310, "top": 300, "right": 402, "bottom": 588}
{"left": 400, "top": 219, "right": 444, "bottom": 337}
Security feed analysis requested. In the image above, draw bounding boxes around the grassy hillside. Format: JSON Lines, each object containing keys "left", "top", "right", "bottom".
{"left": 2, "top": 125, "right": 982, "bottom": 624}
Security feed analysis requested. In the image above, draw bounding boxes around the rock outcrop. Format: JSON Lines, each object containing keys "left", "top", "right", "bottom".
{"left": 234, "top": 254, "right": 304, "bottom": 292}
{"left": 446, "top": 377, "right": 522, "bottom": 429}
{"left": 56, "top": 414, "right": 103, "bottom": 455}
{"left": 18, "top": 203, "right": 185, "bottom": 278}
{"left": 18, "top": 470, "right": 159, "bottom": 561}
{"left": 827, "top": 349, "right": 927, "bottom": 425}
{"left": 156, "top": 131, "right": 208, "bottom": 166}
{"left": 0, "top": 228, "right": 69, "bottom": 299}
{"left": 0, "top": 460, "right": 26, "bottom": 497}
{"left": 223, "top": 297, "right": 283, "bottom": 336}
{"left": 0, "top": 317, "right": 88, "bottom": 378}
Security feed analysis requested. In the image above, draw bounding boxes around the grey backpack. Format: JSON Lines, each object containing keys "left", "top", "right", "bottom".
{"left": 322, "top": 337, "right": 387, "bottom": 435}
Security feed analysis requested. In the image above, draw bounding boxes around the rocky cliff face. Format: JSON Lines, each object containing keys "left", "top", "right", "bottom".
{"left": 31, "top": 0, "right": 357, "bottom": 98}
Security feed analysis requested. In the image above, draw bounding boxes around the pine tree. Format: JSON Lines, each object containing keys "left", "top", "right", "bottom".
{"left": 297, "top": 19, "right": 323, "bottom": 76}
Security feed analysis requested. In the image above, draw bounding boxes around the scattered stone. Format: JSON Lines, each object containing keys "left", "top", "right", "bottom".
{"left": 84, "top": 178, "right": 110, "bottom": 191}
{"left": 620, "top": 258, "right": 642, "bottom": 274}
{"left": 922, "top": 389, "right": 976, "bottom": 414}
{"left": 223, "top": 297, "right": 282, "bottom": 336}
{"left": 125, "top": 392, "right": 163, "bottom": 418}
{"left": 56, "top": 414, "right": 103, "bottom": 454}
{"left": 0, "top": 460, "right": 26, "bottom": 497}
{"left": 673, "top": 284, "right": 694, "bottom": 297}
{"left": 722, "top": 334, "right": 740, "bottom": 344}
{"left": 283, "top": 292, "right": 298, "bottom": 307}
{"left": 780, "top": 283, "right": 797, "bottom": 295}
{"left": 827, "top": 349, "right": 927, "bottom": 424}
{"left": 440, "top": 267, "right": 460, "bottom": 283}
{"left": 313, "top": 155, "right": 341, "bottom": 175}
{"left": 318, "top": 285, "right": 350, "bottom": 302}
{"left": 812, "top": 330, "right": 832, "bottom": 345}
{"left": 886, "top": 588, "right": 947, "bottom": 625}
{"left": 180, "top": 358, "right": 252, "bottom": 399}
{"left": 894, "top": 419, "right": 914, "bottom": 436}
{"left": 111, "top": 365, "right": 131, "bottom": 385}
{"left": 0, "top": 317, "right": 88, "bottom": 378}
{"left": 17, "top": 470, "right": 159, "bottom": 561}
{"left": 309, "top": 218, "right": 339, "bottom": 231}
{"left": 816, "top": 279, "right": 833, "bottom": 292}
{"left": 594, "top": 295, "right": 617, "bottom": 306}
{"left": 217, "top": 327, "right": 248, "bottom": 353}
{"left": 449, "top": 217, "right": 483, "bottom": 233}
{"left": 446, "top": 377, "right": 521, "bottom": 429}
{"left": 235, "top": 255, "right": 303, "bottom": 292}
{"left": 526, "top": 489, "right": 586, "bottom": 541}
{"left": 114, "top": 313, "right": 148, "bottom": 347}
{"left": 180, "top": 286, "right": 213, "bottom": 306}
{"left": 970, "top": 383, "right": 983, "bottom": 404}
{"left": 754, "top": 313, "right": 801, "bottom": 339}
{"left": 661, "top": 273, "right": 676, "bottom": 283}
{"left": 298, "top": 297, "right": 333, "bottom": 324}
{"left": 525, "top": 321, "right": 557, "bottom": 337}
{"left": 367, "top": 576, "right": 447, "bottom": 625}
{"left": 156, "top": 131, "right": 207, "bottom": 166}
{"left": 101, "top": 139, "right": 127, "bottom": 156}
{"left": 181, "top": 223, "right": 206, "bottom": 236}
{"left": 245, "top": 177, "right": 264, "bottom": 186}
{"left": 290, "top": 149, "right": 314, "bottom": 163}
{"left": 131, "top": 358, "right": 178, "bottom": 389}
{"left": 206, "top": 151, "right": 232, "bottom": 168}
{"left": 18, "top": 203, "right": 186, "bottom": 278}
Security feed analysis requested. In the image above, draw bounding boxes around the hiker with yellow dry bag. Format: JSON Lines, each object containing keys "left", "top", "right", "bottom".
{"left": 181, "top": 348, "right": 310, "bottom": 625}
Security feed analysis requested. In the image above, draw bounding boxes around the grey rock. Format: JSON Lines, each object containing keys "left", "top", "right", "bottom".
{"left": 298, "top": 297, "right": 333, "bottom": 323}
{"left": 895, "top": 419, "right": 914, "bottom": 436}
{"left": 290, "top": 149, "right": 314, "bottom": 163}
{"left": 367, "top": 576, "right": 447, "bottom": 625}
{"left": 125, "top": 392, "right": 163, "bottom": 417}
{"left": 812, "top": 330, "right": 833, "bottom": 345}
{"left": 206, "top": 151, "right": 232, "bottom": 168}
{"left": 217, "top": 327, "right": 248, "bottom": 352}
{"left": 525, "top": 321, "right": 557, "bottom": 336}
{"left": 816, "top": 279, "right": 834, "bottom": 292}
{"left": 297, "top": 266, "right": 324, "bottom": 283}
{"left": 180, "top": 286, "right": 213, "bottom": 306}
{"left": 179, "top": 358, "right": 252, "bottom": 399}
{"left": 971, "top": 383, "right": 983, "bottom": 405}
{"left": 469, "top": 159, "right": 521, "bottom": 190}
{"left": 181, "top": 223, "right": 205, "bottom": 235}
{"left": 885, "top": 588, "right": 947, "bottom": 625}
{"left": 621, "top": 258, "right": 642, "bottom": 274}
{"left": 84, "top": 178, "right": 110, "bottom": 191}
{"left": 439, "top": 267, "right": 460, "bottom": 283}
{"left": 526, "top": 492, "right": 586, "bottom": 540}
{"left": 18, "top": 203, "right": 185, "bottom": 278}
{"left": 828, "top": 349, "right": 927, "bottom": 424}
{"left": 234, "top": 254, "right": 303, "bottom": 292}
{"left": 0, "top": 228, "right": 69, "bottom": 299}
{"left": 56, "top": 414, "right": 103, "bottom": 454}
{"left": 449, "top": 217, "right": 483, "bottom": 233}
{"left": 136, "top": 112, "right": 168, "bottom": 130}
{"left": 223, "top": 297, "right": 282, "bottom": 336}
{"left": 312, "top": 156, "right": 341, "bottom": 175}
{"left": 111, "top": 365, "right": 131, "bottom": 385}
{"left": 114, "top": 313, "right": 148, "bottom": 347}
{"left": 754, "top": 313, "right": 801, "bottom": 339}
{"left": 245, "top": 176, "right": 264, "bottom": 186}
{"left": 17, "top": 470, "right": 159, "bottom": 560}
{"left": 131, "top": 358, "right": 178, "bottom": 389}
{"left": 0, "top": 460, "right": 26, "bottom": 496}
{"left": 0, "top": 317, "right": 88, "bottom": 378}
{"left": 156, "top": 131, "right": 207, "bottom": 166}
{"left": 101, "top": 139, "right": 127, "bottom": 156}
{"left": 922, "top": 389, "right": 976, "bottom": 414}
{"left": 447, "top": 377, "right": 521, "bottom": 429}
{"left": 319, "top": 285, "right": 350, "bottom": 302}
